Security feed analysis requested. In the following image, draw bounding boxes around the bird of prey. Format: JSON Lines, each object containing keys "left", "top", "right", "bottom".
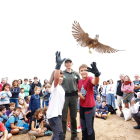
{"left": 72, "top": 21, "right": 124, "bottom": 54}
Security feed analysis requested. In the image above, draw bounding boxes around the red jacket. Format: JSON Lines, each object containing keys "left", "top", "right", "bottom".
{"left": 0, "top": 83, "right": 3, "bottom": 92}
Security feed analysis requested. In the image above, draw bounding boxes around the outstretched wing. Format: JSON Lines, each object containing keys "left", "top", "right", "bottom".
{"left": 94, "top": 42, "right": 120, "bottom": 53}
{"left": 72, "top": 21, "right": 94, "bottom": 47}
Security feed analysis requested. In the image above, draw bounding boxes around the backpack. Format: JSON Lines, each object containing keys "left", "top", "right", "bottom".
{"left": 106, "top": 104, "right": 116, "bottom": 114}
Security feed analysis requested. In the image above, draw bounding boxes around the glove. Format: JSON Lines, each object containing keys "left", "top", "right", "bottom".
{"left": 55, "top": 51, "right": 66, "bottom": 69}
{"left": 86, "top": 62, "right": 101, "bottom": 77}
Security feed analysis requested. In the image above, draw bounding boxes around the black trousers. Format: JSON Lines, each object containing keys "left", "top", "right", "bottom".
{"left": 132, "top": 113, "right": 140, "bottom": 125}
{"left": 44, "top": 123, "right": 52, "bottom": 131}
{"left": 80, "top": 106, "right": 95, "bottom": 140}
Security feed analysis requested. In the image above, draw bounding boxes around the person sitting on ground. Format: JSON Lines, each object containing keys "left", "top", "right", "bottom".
{"left": 18, "top": 88, "right": 25, "bottom": 99}
{"left": 5, "top": 107, "right": 24, "bottom": 134}
{"left": 131, "top": 92, "right": 140, "bottom": 129}
{"left": 6, "top": 102, "right": 15, "bottom": 118}
{"left": 95, "top": 101, "right": 109, "bottom": 120}
{"left": 0, "top": 122, "right": 12, "bottom": 140}
{"left": 28, "top": 108, "right": 51, "bottom": 140}
{"left": 1, "top": 106, "right": 8, "bottom": 123}
{"left": 18, "top": 98, "right": 30, "bottom": 123}
{"left": 0, "top": 105, "right": 8, "bottom": 124}
{"left": 95, "top": 95, "right": 102, "bottom": 111}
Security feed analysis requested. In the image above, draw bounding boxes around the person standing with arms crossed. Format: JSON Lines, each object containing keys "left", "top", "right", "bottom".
{"left": 62, "top": 58, "right": 80, "bottom": 140}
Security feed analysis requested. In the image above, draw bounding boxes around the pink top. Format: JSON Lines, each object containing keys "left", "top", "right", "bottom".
{"left": 121, "top": 82, "right": 134, "bottom": 94}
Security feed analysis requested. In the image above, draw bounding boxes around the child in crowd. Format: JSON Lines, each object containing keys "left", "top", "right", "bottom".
{"left": 28, "top": 108, "right": 51, "bottom": 140}
{"left": 5, "top": 107, "right": 24, "bottom": 134}
{"left": 0, "top": 122, "right": 12, "bottom": 140}
{"left": 19, "top": 88, "right": 25, "bottom": 99}
{"left": 0, "top": 105, "right": 8, "bottom": 123}
{"left": 20, "top": 78, "right": 30, "bottom": 101}
{"left": 1, "top": 106, "right": 8, "bottom": 123}
{"left": 6, "top": 102, "right": 15, "bottom": 118}
{"left": 43, "top": 84, "right": 51, "bottom": 107}
{"left": 95, "top": 95, "right": 102, "bottom": 111}
{"left": 10, "top": 80, "right": 20, "bottom": 107}
{"left": 47, "top": 51, "right": 65, "bottom": 140}
{"left": 0, "top": 84, "right": 12, "bottom": 110}
{"left": 78, "top": 62, "right": 100, "bottom": 140}
{"left": 29, "top": 87, "right": 41, "bottom": 119}
{"left": 18, "top": 98, "right": 30, "bottom": 123}
{"left": 96, "top": 101, "right": 109, "bottom": 120}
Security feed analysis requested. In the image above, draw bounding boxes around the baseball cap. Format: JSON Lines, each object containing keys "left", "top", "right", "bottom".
{"left": 65, "top": 58, "right": 72, "bottom": 63}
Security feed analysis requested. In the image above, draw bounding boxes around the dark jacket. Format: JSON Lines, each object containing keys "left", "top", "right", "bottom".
{"left": 30, "top": 82, "right": 42, "bottom": 97}
{"left": 10, "top": 87, "right": 20, "bottom": 98}
{"left": 29, "top": 94, "right": 40, "bottom": 111}
{"left": 116, "top": 80, "right": 124, "bottom": 96}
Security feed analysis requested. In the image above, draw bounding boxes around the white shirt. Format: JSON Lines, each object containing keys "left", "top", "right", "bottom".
{"left": 0, "top": 91, "right": 12, "bottom": 105}
{"left": 47, "top": 82, "right": 65, "bottom": 119}
{"left": 131, "top": 102, "right": 140, "bottom": 114}
{"left": 106, "top": 84, "right": 115, "bottom": 94}
{"left": 19, "top": 93, "right": 25, "bottom": 99}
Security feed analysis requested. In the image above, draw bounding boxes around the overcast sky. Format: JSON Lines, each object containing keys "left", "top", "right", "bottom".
{"left": 0, "top": 0, "right": 140, "bottom": 85}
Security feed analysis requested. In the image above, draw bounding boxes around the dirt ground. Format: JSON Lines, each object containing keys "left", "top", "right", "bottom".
{"left": 11, "top": 108, "right": 140, "bottom": 140}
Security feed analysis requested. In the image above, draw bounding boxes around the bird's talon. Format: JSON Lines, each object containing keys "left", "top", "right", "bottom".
{"left": 89, "top": 51, "right": 92, "bottom": 54}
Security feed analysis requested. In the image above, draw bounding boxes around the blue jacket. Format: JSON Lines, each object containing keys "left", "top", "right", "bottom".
{"left": 29, "top": 94, "right": 40, "bottom": 111}
{"left": 10, "top": 87, "right": 20, "bottom": 98}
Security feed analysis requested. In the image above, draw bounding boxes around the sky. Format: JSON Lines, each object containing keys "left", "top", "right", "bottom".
{"left": 0, "top": 0, "right": 140, "bottom": 85}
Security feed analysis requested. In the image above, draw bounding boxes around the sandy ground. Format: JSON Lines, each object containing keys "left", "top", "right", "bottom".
{"left": 11, "top": 109, "right": 140, "bottom": 140}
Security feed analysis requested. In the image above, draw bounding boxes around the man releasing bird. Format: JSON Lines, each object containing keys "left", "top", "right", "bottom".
{"left": 72, "top": 21, "right": 124, "bottom": 54}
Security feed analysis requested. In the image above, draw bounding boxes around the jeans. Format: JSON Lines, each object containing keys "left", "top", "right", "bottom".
{"left": 108, "top": 94, "right": 116, "bottom": 109}
{"left": 48, "top": 116, "right": 63, "bottom": 140}
{"left": 10, "top": 98, "right": 18, "bottom": 107}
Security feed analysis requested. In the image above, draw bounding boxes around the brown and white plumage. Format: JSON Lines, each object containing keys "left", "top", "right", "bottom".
{"left": 72, "top": 21, "right": 123, "bottom": 53}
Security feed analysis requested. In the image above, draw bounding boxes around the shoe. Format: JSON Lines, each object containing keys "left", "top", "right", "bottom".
{"left": 120, "top": 112, "right": 124, "bottom": 117}
{"left": 71, "top": 137, "right": 80, "bottom": 140}
{"left": 101, "top": 117, "right": 106, "bottom": 120}
{"left": 45, "top": 130, "right": 52, "bottom": 136}
{"left": 67, "top": 125, "right": 71, "bottom": 132}
{"left": 77, "top": 125, "right": 81, "bottom": 133}
{"left": 30, "top": 135, "right": 36, "bottom": 140}
{"left": 134, "top": 125, "right": 140, "bottom": 129}
{"left": 131, "top": 118, "right": 135, "bottom": 122}
{"left": 18, "top": 130, "right": 28, "bottom": 134}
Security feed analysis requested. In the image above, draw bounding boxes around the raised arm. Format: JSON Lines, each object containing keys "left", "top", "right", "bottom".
{"left": 54, "top": 51, "right": 66, "bottom": 88}
{"left": 86, "top": 62, "right": 100, "bottom": 86}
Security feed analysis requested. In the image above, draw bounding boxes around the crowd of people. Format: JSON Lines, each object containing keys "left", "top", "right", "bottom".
{"left": 98, "top": 74, "right": 140, "bottom": 128}
{"left": 0, "top": 52, "right": 140, "bottom": 140}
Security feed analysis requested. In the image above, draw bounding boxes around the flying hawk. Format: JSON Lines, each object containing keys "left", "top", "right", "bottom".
{"left": 72, "top": 21, "right": 124, "bottom": 54}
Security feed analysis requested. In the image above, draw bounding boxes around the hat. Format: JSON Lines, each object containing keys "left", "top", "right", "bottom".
{"left": 65, "top": 58, "right": 72, "bottom": 63}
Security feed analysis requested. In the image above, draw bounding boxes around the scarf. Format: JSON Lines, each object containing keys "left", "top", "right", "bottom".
{"left": 124, "top": 81, "right": 131, "bottom": 85}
